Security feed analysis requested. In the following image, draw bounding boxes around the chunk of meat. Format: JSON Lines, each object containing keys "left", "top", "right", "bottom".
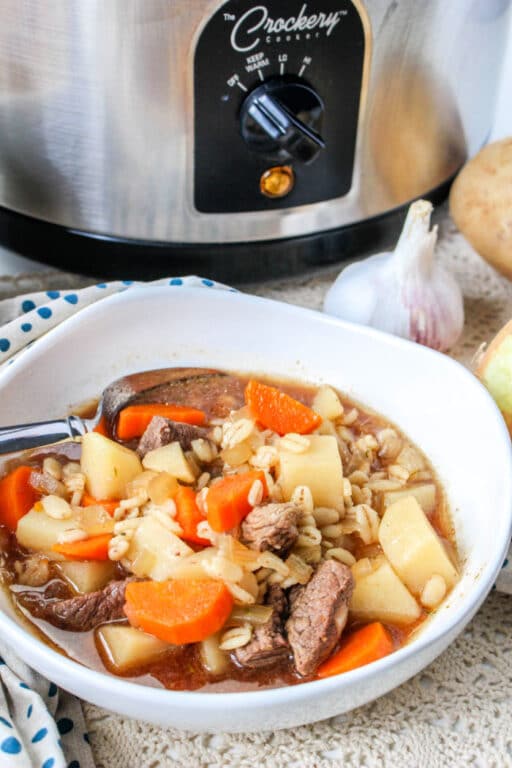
{"left": 14, "top": 555, "right": 51, "bottom": 587}
{"left": 29, "top": 470, "right": 66, "bottom": 497}
{"left": 235, "top": 586, "right": 290, "bottom": 669}
{"left": 137, "top": 416, "right": 207, "bottom": 457}
{"left": 30, "top": 443, "right": 81, "bottom": 464}
{"left": 240, "top": 503, "right": 301, "bottom": 556}
{"left": 102, "top": 368, "right": 245, "bottom": 428}
{"left": 286, "top": 560, "right": 354, "bottom": 676}
{"left": 17, "top": 578, "right": 130, "bottom": 632}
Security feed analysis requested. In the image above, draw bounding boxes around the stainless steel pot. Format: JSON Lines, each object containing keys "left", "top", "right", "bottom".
{"left": 0, "top": 0, "right": 509, "bottom": 279}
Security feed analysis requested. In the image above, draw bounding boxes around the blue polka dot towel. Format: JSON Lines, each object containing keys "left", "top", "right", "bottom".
{"left": 0, "top": 275, "right": 233, "bottom": 367}
{"left": 0, "top": 643, "right": 93, "bottom": 768}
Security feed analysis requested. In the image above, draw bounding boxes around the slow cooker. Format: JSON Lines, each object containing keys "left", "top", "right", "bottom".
{"left": 0, "top": 0, "right": 509, "bottom": 281}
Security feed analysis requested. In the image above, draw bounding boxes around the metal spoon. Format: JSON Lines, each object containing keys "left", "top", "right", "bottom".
{"left": 0, "top": 413, "right": 99, "bottom": 454}
{"left": 0, "top": 368, "right": 241, "bottom": 454}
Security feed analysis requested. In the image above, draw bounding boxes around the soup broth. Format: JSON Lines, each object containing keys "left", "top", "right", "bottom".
{"left": 0, "top": 369, "right": 458, "bottom": 691}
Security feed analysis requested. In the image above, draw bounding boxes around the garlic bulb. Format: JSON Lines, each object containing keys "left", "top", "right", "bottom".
{"left": 323, "top": 200, "right": 464, "bottom": 352}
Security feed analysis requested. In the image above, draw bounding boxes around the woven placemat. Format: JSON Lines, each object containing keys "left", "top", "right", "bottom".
{"left": 1, "top": 212, "right": 512, "bottom": 767}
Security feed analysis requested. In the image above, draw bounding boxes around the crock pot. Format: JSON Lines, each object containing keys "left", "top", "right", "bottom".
{"left": 0, "top": 0, "right": 509, "bottom": 281}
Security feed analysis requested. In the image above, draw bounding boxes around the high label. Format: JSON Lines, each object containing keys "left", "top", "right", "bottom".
{"left": 230, "top": 4, "right": 343, "bottom": 52}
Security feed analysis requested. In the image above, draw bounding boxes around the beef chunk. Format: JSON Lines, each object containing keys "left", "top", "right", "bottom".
{"left": 29, "top": 470, "right": 66, "bottom": 497}
{"left": 137, "top": 416, "right": 207, "bottom": 456}
{"left": 240, "top": 503, "right": 301, "bottom": 556}
{"left": 286, "top": 560, "right": 354, "bottom": 676}
{"left": 207, "top": 457, "right": 225, "bottom": 480}
{"left": 17, "top": 578, "right": 130, "bottom": 632}
{"left": 235, "top": 586, "right": 290, "bottom": 669}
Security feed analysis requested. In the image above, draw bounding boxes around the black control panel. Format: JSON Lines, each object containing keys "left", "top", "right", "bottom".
{"left": 194, "top": 0, "right": 366, "bottom": 213}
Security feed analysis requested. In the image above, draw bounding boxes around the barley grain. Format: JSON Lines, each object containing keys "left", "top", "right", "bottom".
{"left": 247, "top": 479, "right": 264, "bottom": 507}
{"left": 290, "top": 485, "right": 314, "bottom": 515}
{"left": 420, "top": 575, "right": 447, "bottom": 608}
{"left": 43, "top": 458, "right": 62, "bottom": 481}
{"left": 108, "top": 536, "right": 130, "bottom": 561}
{"left": 41, "top": 495, "right": 72, "bottom": 520}
{"left": 56, "top": 528, "right": 87, "bottom": 544}
{"left": 279, "top": 433, "right": 310, "bottom": 453}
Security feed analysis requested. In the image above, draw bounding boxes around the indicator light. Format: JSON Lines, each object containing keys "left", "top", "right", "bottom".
{"left": 260, "top": 165, "right": 295, "bottom": 198}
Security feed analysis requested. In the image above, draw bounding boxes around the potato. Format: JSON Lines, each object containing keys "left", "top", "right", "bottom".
{"left": 58, "top": 561, "right": 116, "bottom": 593}
{"left": 126, "top": 516, "right": 192, "bottom": 581}
{"left": 97, "top": 624, "right": 170, "bottom": 672}
{"left": 312, "top": 386, "right": 343, "bottom": 420}
{"left": 351, "top": 555, "right": 421, "bottom": 625}
{"left": 475, "top": 318, "right": 512, "bottom": 434}
{"left": 81, "top": 432, "right": 142, "bottom": 500}
{"left": 379, "top": 496, "right": 458, "bottom": 595}
{"left": 450, "top": 137, "right": 512, "bottom": 279}
{"left": 142, "top": 442, "right": 195, "bottom": 483}
{"left": 16, "top": 509, "right": 77, "bottom": 558}
{"left": 277, "top": 435, "right": 343, "bottom": 509}
{"left": 382, "top": 483, "right": 436, "bottom": 516}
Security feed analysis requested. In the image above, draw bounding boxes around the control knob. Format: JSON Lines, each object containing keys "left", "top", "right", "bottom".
{"left": 239, "top": 78, "right": 325, "bottom": 164}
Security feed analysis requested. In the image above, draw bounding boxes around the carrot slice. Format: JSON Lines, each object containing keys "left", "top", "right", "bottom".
{"left": 116, "top": 404, "right": 206, "bottom": 441}
{"left": 52, "top": 533, "right": 113, "bottom": 561}
{"left": 0, "top": 466, "right": 39, "bottom": 531}
{"left": 81, "top": 492, "right": 119, "bottom": 516}
{"left": 317, "top": 622, "right": 394, "bottom": 678}
{"left": 245, "top": 379, "right": 321, "bottom": 436}
{"left": 174, "top": 486, "right": 209, "bottom": 546}
{"left": 124, "top": 579, "right": 233, "bottom": 644}
{"left": 206, "top": 470, "right": 268, "bottom": 533}
{"left": 93, "top": 415, "right": 110, "bottom": 436}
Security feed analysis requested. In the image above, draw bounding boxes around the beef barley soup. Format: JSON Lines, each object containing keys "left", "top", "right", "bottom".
{"left": 0, "top": 368, "right": 459, "bottom": 691}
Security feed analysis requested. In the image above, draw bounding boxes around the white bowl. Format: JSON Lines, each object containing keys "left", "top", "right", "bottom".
{"left": 0, "top": 285, "right": 510, "bottom": 733}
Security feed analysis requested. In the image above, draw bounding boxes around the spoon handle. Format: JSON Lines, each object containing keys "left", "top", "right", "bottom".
{"left": 0, "top": 415, "right": 90, "bottom": 454}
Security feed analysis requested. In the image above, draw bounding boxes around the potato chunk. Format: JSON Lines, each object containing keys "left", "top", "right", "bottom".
{"left": 97, "top": 624, "right": 170, "bottom": 672}
{"left": 81, "top": 433, "right": 142, "bottom": 500}
{"left": 382, "top": 484, "right": 437, "bottom": 516}
{"left": 277, "top": 435, "right": 343, "bottom": 509}
{"left": 312, "top": 386, "right": 344, "bottom": 420}
{"left": 126, "top": 516, "right": 192, "bottom": 581}
{"left": 58, "top": 561, "right": 117, "bottom": 593}
{"left": 16, "top": 509, "right": 77, "bottom": 558}
{"left": 142, "top": 442, "right": 195, "bottom": 483}
{"left": 378, "top": 496, "right": 458, "bottom": 596}
{"left": 351, "top": 556, "right": 421, "bottom": 625}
